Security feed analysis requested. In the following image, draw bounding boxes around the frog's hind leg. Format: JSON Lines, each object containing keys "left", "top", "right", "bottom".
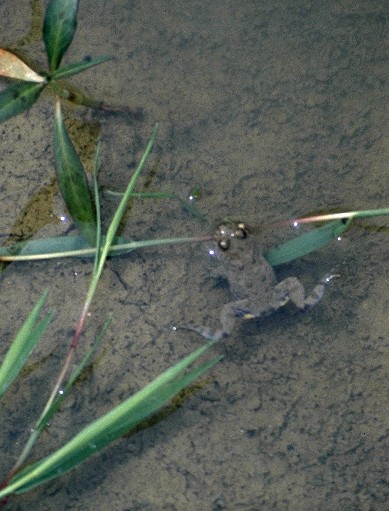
{"left": 178, "top": 299, "right": 250, "bottom": 341}
{"left": 273, "top": 274, "right": 336, "bottom": 310}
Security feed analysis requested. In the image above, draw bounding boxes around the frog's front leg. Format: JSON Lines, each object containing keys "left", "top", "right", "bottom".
{"left": 272, "top": 274, "right": 335, "bottom": 310}
{"left": 180, "top": 299, "right": 250, "bottom": 341}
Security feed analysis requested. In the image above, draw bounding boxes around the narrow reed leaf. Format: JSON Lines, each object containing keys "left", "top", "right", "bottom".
{"left": 36, "top": 316, "right": 112, "bottom": 433}
{"left": 43, "top": 0, "right": 79, "bottom": 72}
{"left": 1, "top": 343, "right": 219, "bottom": 497}
{"left": 106, "top": 190, "right": 207, "bottom": 222}
{"left": 0, "top": 49, "right": 45, "bottom": 82}
{"left": 4, "top": 205, "right": 388, "bottom": 264}
{"left": 92, "top": 142, "right": 102, "bottom": 273}
{"left": 352, "top": 207, "right": 389, "bottom": 219}
{"left": 104, "top": 125, "right": 159, "bottom": 245}
{"left": 50, "top": 55, "right": 112, "bottom": 80}
{"left": 54, "top": 101, "right": 96, "bottom": 244}
{"left": 0, "top": 235, "right": 205, "bottom": 261}
{"left": 0, "top": 290, "right": 51, "bottom": 398}
{"left": 93, "top": 124, "right": 158, "bottom": 279}
{"left": 0, "top": 81, "right": 45, "bottom": 122}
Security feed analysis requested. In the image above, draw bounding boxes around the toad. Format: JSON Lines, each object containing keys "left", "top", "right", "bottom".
{"left": 182, "top": 222, "right": 336, "bottom": 340}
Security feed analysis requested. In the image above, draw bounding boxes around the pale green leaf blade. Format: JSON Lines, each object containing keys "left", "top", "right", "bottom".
{"left": 0, "top": 290, "right": 51, "bottom": 398}
{"left": 1, "top": 343, "right": 220, "bottom": 497}
{"left": 43, "top": 0, "right": 79, "bottom": 72}
{"left": 0, "top": 234, "right": 203, "bottom": 261}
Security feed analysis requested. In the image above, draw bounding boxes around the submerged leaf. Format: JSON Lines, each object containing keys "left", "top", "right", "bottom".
{"left": 0, "top": 49, "right": 45, "bottom": 82}
{"left": 264, "top": 220, "right": 349, "bottom": 266}
{"left": 54, "top": 101, "right": 96, "bottom": 244}
{"left": 43, "top": 0, "right": 79, "bottom": 72}
{"left": 0, "top": 81, "right": 45, "bottom": 122}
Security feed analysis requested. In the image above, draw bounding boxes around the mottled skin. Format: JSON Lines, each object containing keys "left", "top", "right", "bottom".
{"left": 184, "top": 222, "right": 334, "bottom": 340}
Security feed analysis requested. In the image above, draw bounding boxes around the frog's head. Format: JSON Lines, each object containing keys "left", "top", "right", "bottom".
{"left": 214, "top": 221, "right": 249, "bottom": 252}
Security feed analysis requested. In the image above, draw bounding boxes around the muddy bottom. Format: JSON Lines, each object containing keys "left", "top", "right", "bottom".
{"left": 0, "top": 0, "right": 387, "bottom": 510}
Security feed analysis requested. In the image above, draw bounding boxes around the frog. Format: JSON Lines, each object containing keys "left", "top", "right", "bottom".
{"left": 181, "top": 221, "right": 336, "bottom": 341}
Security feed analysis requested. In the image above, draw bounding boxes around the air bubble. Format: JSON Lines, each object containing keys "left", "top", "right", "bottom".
{"left": 187, "top": 186, "right": 202, "bottom": 203}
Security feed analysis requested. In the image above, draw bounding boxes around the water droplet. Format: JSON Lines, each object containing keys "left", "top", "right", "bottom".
{"left": 187, "top": 186, "right": 202, "bottom": 203}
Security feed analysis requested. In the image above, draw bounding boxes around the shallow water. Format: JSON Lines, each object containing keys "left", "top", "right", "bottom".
{"left": 0, "top": 1, "right": 388, "bottom": 510}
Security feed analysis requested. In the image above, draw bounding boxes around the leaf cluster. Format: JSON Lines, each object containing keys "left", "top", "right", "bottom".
{"left": 0, "top": 0, "right": 219, "bottom": 502}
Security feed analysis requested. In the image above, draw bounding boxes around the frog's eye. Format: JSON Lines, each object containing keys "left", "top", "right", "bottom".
{"left": 234, "top": 223, "right": 249, "bottom": 239}
{"left": 218, "top": 238, "right": 230, "bottom": 251}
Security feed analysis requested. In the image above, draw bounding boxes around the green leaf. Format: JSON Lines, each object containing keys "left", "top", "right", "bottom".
{"left": 54, "top": 101, "right": 97, "bottom": 244}
{"left": 1, "top": 343, "right": 220, "bottom": 497}
{"left": 0, "top": 81, "right": 45, "bottom": 122}
{"left": 50, "top": 55, "right": 112, "bottom": 80}
{"left": 43, "top": 0, "right": 79, "bottom": 72}
{"left": 264, "top": 220, "right": 350, "bottom": 266}
{"left": 0, "top": 290, "right": 52, "bottom": 398}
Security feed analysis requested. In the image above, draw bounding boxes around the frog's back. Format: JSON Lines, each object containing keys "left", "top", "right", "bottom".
{"left": 219, "top": 239, "right": 277, "bottom": 304}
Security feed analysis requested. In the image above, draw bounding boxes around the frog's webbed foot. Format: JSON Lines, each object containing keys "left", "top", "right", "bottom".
{"left": 273, "top": 273, "right": 339, "bottom": 310}
{"left": 175, "top": 322, "right": 226, "bottom": 341}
